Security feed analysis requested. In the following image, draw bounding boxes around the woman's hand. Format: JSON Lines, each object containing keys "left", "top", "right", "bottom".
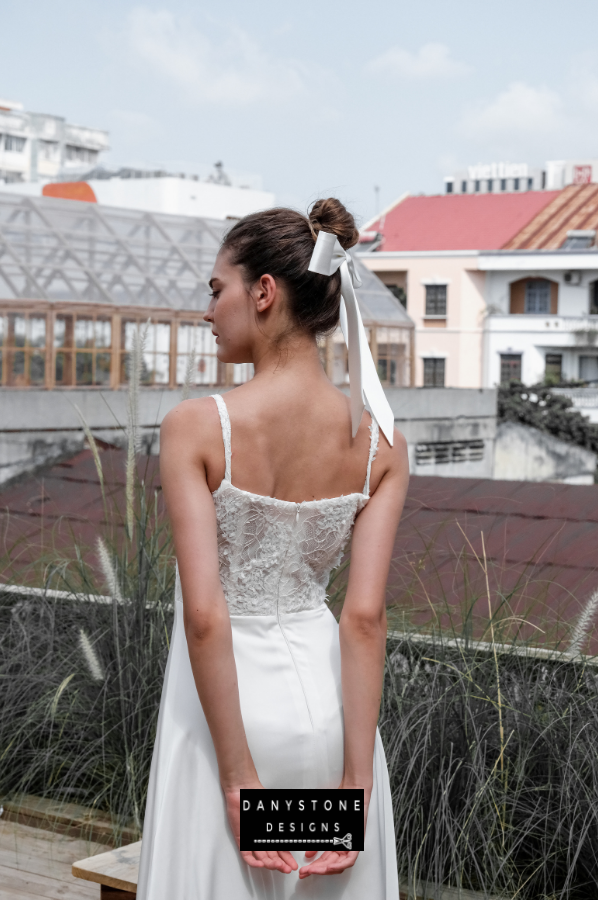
{"left": 224, "top": 783, "right": 298, "bottom": 875}
{"left": 298, "top": 782, "right": 371, "bottom": 879}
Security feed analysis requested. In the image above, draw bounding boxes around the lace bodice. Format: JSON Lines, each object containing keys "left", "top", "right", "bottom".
{"left": 204, "top": 394, "right": 378, "bottom": 616}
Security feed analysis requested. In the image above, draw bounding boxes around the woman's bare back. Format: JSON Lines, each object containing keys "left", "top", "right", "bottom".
{"left": 189, "top": 372, "right": 392, "bottom": 503}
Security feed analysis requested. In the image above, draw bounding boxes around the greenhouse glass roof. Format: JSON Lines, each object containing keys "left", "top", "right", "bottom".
{"left": 0, "top": 192, "right": 413, "bottom": 327}
{"left": 0, "top": 193, "right": 224, "bottom": 311}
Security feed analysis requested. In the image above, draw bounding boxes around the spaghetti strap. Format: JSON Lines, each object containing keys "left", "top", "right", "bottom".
{"left": 211, "top": 394, "right": 232, "bottom": 482}
{"left": 363, "top": 416, "right": 380, "bottom": 497}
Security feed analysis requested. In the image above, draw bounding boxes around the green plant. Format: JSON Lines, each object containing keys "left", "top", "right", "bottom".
{"left": 498, "top": 381, "right": 598, "bottom": 454}
{"left": 382, "top": 631, "right": 598, "bottom": 900}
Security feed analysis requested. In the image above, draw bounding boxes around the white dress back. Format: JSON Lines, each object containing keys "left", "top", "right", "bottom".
{"left": 211, "top": 393, "right": 379, "bottom": 615}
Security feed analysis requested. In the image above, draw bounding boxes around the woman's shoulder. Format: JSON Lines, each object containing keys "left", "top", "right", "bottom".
{"left": 161, "top": 396, "right": 223, "bottom": 457}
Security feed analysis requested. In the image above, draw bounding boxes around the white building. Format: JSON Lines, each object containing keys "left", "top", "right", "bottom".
{"left": 480, "top": 250, "right": 598, "bottom": 386}
{"left": 444, "top": 158, "right": 598, "bottom": 195}
{"left": 0, "top": 98, "right": 109, "bottom": 183}
{"left": 0, "top": 162, "right": 275, "bottom": 221}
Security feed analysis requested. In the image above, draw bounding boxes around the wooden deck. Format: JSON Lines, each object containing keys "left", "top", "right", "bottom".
{"left": 0, "top": 816, "right": 107, "bottom": 900}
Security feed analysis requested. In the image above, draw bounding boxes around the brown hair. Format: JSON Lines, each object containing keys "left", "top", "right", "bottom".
{"left": 220, "top": 198, "right": 359, "bottom": 337}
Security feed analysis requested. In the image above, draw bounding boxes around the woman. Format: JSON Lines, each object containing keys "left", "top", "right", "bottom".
{"left": 137, "top": 199, "right": 409, "bottom": 898}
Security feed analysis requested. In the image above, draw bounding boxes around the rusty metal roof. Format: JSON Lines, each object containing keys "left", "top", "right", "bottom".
{"left": 2, "top": 453, "right": 597, "bottom": 649}
{"left": 391, "top": 475, "right": 598, "bottom": 650}
{"left": 503, "top": 183, "right": 598, "bottom": 250}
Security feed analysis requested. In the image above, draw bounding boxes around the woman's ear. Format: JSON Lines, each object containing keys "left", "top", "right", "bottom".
{"left": 254, "top": 274, "right": 278, "bottom": 313}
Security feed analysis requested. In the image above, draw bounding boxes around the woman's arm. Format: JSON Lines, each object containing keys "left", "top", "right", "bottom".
{"left": 300, "top": 427, "right": 409, "bottom": 878}
{"left": 160, "top": 401, "right": 297, "bottom": 875}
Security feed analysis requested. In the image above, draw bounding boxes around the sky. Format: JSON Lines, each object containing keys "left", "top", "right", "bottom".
{"left": 2, "top": 0, "right": 598, "bottom": 224}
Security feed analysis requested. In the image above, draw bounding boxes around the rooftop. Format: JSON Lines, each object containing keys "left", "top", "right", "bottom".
{"left": 363, "top": 191, "right": 560, "bottom": 253}
{"left": 391, "top": 475, "right": 598, "bottom": 650}
{"left": 3, "top": 452, "right": 596, "bottom": 650}
{"left": 503, "top": 183, "right": 598, "bottom": 250}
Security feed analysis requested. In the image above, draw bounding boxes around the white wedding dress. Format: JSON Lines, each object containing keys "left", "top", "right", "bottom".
{"left": 137, "top": 394, "right": 399, "bottom": 899}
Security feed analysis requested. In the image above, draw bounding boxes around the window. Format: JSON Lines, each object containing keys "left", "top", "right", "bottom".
{"left": 376, "top": 328, "right": 408, "bottom": 386}
{"left": 545, "top": 353, "right": 562, "bottom": 382}
{"left": 416, "top": 440, "right": 484, "bottom": 466}
{"left": 527, "top": 177, "right": 533, "bottom": 190}
{"left": 487, "top": 179, "right": 493, "bottom": 192}
{"left": 55, "top": 314, "right": 111, "bottom": 386}
{"left": 39, "top": 140, "right": 59, "bottom": 161}
{"left": 500, "top": 178, "right": 507, "bottom": 191}
{"left": 4, "top": 135, "right": 26, "bottom": 153}
{"left": 65, "top": 145, "right": 99, "bottom": 165}
{"left": 474, "top": 180, "right": 480, "bottom": 193}
{"left": 525, "top": 279, "right": 550, "bottom": 314}
{"left": 591, "top": 281, "right": 598, "bottom": 315}
{"left": 386, "top": 284, "right": 407, "bottom": 308}
{"left": 461, "top": 180, "right": 467, "bottom": 193}
{"left": 513, "top": 178, "right": 520, "bottom": 191}
{"left": 445, "top": 181, "right": 453, "bottom": 194}
{"left": 425, "top": 284, "right": 447, "bottom": 316}
{"left": 176, "top": 322, "right": 220, "bottom": 385}
{"left": 579, "top": 356, "right": 598, "bottom": 383}
{"left": 1, "top": 313, "right": 46, "bottom": 386}
{"left": 562, "top": 230, "right": 596, "bottom": 250}
{"left": 121, "top": 320, "right": 170, "bottom": 385}
{"left": 500, "top": 354, "right": 522, "bottom": 384}
{"left": 423, "top": 358, "right": 445, "bottom": 387}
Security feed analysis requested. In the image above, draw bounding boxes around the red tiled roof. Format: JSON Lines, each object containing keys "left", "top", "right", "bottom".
{"left": 2, "top": 453, "right": 597, "bottom": 651}
{"left": 367, "top": 191, "right": 560, "bottom": 252}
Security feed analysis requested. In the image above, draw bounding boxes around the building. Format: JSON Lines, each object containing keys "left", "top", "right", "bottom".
{"left": 359, "top": 184, "right": 598, "bottom": 389}
{"left": 0, "top": 98, "right": 109, "bottom": 184}
{"left": 444, "top": 158, "right": 598, "bottom": 195}
{"left": 0, "top": 190, "right": 412, "bottom": 394}
{"left": 0, "top": 163, "right": 276, "bottom": 222}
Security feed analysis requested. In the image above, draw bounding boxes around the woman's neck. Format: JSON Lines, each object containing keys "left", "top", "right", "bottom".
{"left": 251, "top": 331, "right": 327, "bottom": 384}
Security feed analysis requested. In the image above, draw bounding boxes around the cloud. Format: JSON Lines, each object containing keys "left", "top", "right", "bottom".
{"left": 366, "top": 42, "right": 471, "bottom": 80}
{"left": 461, "top": 81, "right": 563, "bottom": 140}
{"left": 124, "top": 7, "right": 306, "bottom": 105}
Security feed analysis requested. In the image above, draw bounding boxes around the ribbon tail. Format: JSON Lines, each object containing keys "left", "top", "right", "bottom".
{"left": 340, "top": 263, "right": 394, "bottom": 446}
{"left": 340, "top": 264, "right": 365, "bottom": 438}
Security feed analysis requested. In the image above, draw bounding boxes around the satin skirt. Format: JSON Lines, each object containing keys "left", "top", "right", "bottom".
{"left": 137, "top": 599, "right": 399, "bottom": 899}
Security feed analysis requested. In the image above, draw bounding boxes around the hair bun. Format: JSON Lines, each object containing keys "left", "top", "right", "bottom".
{"left": 308, "top": 198, "right": 359, "bottom": 250}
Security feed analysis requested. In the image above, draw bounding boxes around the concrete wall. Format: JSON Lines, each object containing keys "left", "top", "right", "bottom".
{"left": 0, "top": 386, "right": 498, "bottom": 485}
{"left": 494, "top": 421, "right": 597, "bottom": 484}
{"left": 383, "top": 387, "right": 497, "bottom": 478}
{"left": 0, "top": 387, "right": 221, "bottom": 484}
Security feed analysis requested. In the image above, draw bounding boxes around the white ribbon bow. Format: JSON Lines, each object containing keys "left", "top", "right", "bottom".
{"left": 332, "top": 833, "right": 353, "bottom": 849}
{"left": 308, "top": 231, "right": 394, "bottom": 446}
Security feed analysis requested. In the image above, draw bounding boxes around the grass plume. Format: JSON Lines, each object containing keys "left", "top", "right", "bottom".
{"left": 569, "top": 587, "right": 598, "bottom": 655}
{"left": 180, "top": 347, "right": 197, "bottom": 402}
{"left": 78, "top": 629, "right": 104, "bottom": 682}
{"left": 125, "top": 320, "right": 148, "bottom": 539}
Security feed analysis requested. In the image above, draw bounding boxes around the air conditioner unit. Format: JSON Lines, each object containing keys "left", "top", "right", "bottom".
{"left": 564, "top": 271, "right": 582, "bottom": 285}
